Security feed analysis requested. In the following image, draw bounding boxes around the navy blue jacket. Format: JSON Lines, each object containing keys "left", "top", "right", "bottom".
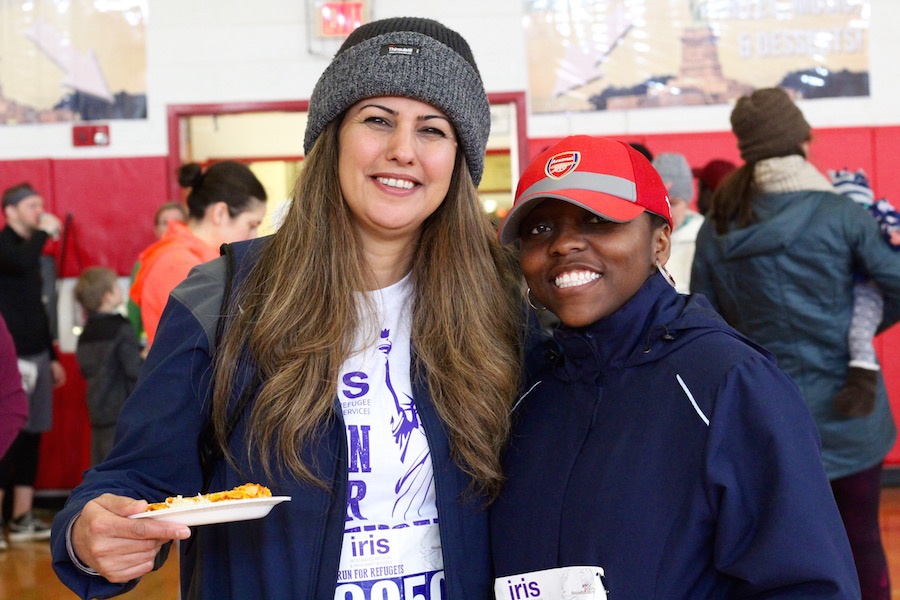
{"left": 51, "top": 238, "right": 494, "bottom": 599}
{"left": 491, "top": 274, "right": 860, "bottom": 599}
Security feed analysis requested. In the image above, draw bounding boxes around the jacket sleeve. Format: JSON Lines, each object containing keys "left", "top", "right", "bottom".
{"left": 689, "top": 219, "right": 720, "bottom": 311}
{"left": 844, "top": 200, "right": 900, "bottom": 332}
{"left": 115, "top": 323, "right": 144, "bottom": 382}
{"left": 704, "top": 356, "right": 861, "bottom": 598}
{"left": 0, "top": 315, "right": 27, "bottom": 457}
{"left": 140, "top": 248, "right": 202, "bottom": 347}
{"left": 50, "top": 292, "right": 216, "bottom": 599}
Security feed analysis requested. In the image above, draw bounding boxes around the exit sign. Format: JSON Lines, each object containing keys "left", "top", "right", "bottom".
{"left": 318, "top": 2, "right": 364, "bottom": 37}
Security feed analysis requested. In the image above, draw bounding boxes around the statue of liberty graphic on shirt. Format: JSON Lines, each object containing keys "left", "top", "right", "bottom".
{"left": 378, "top": 328, "right": 433, "bottom": 519}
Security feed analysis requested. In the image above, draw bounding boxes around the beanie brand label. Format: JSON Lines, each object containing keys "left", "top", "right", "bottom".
{"left": 545, "top": 151, "right": 581, "bottom": 179}
{"left": 380, "top": 44, "right": 420, "bottom": 56}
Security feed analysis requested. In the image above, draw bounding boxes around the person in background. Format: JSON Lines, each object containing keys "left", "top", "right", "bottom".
{"left": 827, "top": 169, "right": 900, "bottom": 418}
{"left": 692, "top": 87, "right": 900, "bottom": 600}
{"left": 652, "top": 152, "right": 703, "bottom": 293}
{"left": 126, "top": 202, "right": 188, "bottom": 342}
{"left": 152, "top": 202, "right": 189, "bottom": 239}
{"left": 0, "top": 182, "right": 66, "bottom": 544}
{"left": 129, "top": 162, "right": 267, "bottom": 348}
{"left": 693, "top": 158, "right": 736, "bottom": 216}
{"left": 0, "top": 313, "right": 28, "bottom": 458}
{"left": 74, "top": 266, "right": 143, "bottom": 466}
{"left": 0, "top": 312, "right": 28, "bottom": 551}
{"left": 51, "top": 17, "right": 523, "bottom": 599}
{"left": 628, "top": 141, "right": 653, "bottom": 162}
{"left": 490, "top": 134, "right": 859, "bottom": 599}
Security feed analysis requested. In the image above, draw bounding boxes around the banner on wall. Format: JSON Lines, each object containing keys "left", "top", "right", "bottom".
{"left": 0, "top": 0, "right": 147, "bottom": 124}
{"left": 526, "top": 0, "right": 870, "bottom": 114}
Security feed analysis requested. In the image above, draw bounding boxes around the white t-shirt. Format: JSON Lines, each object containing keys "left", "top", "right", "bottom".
{"left": 335, "top": 275, "right": 445, "bottom": 599}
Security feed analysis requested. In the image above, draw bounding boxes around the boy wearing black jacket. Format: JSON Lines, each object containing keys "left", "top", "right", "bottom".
{"left": 74, "top": 267, "right": 142, "bottom": 465}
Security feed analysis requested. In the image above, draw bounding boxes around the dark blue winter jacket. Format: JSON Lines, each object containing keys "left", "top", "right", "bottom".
{"left": 51, "top": 238, "right": 494, "bottom": 599}
{"left": 491, "top": 273, "right": 860, "bottom": 599}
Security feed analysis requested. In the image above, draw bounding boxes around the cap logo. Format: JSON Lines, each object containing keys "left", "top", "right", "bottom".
{"left": 545, "top": 151, "right": 581, "bottom": 180}
{"left": 380, "top": 43, "right": 420, "bottom": 56}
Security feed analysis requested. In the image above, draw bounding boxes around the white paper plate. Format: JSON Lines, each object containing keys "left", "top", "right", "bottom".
{"left": 129, "top": 496, "right": 291, "bottom": 527}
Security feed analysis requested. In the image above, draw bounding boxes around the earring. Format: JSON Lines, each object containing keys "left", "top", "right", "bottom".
{"left": 656, "top": 259, "right": 677, "bottom": 289}
{"left": 526, "top": 288, "right": 547, "bottom": 311}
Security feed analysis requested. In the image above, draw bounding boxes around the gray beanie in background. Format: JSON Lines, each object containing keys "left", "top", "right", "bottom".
{"left": 304, "top": 17, "right": 491, "bottom": 185}
{"left": 652, "top": 153, "right": 693, "bottom": 202}
{"left": 730, "top": 87, "right": 811, "bottom": 164}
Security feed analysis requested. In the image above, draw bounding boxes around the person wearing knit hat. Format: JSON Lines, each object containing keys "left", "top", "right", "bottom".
{"left": 491, "top": 135, "right": 859, "bottom": 599}
{"left": 52, "top": 17, "right": 523, "bottom": 600}
{"left": 652, "top": 152, "right": 704, "bottom": 293}
{"left": 693, "top": 87, "right": 900, "bottom": 599}
{"left": 730, "top": 87, "right": 811, "bottom": 164}
{"left": 827, "top": 167, "right": 900, "bottom": 426}
{"left": 305, "top": 16, "right": 490, "bottom": 185}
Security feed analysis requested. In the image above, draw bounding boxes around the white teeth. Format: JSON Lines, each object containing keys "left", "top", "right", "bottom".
{"left": 555, "top": 270, "right": 600, "bottom": 289}
{"left": 376, "top": 177, "right": 415, "bottom": 190}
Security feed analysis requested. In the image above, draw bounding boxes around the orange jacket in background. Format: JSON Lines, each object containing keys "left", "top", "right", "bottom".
{"left": 129, "top": 221, "right": 218, "bottom": 347}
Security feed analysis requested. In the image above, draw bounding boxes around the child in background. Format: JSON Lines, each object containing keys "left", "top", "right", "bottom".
{"left": 828, "top": 168, "right": 900, "bottom": 417}
{"left": 74, "top": 267, "right": 143, "bottom": 465}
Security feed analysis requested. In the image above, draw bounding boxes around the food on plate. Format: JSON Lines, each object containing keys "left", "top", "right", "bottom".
{"left": 145, "top": 483, "right": 272, "bottom": 512}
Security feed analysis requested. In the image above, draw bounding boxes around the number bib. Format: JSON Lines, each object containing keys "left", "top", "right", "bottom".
{"left": 494, "top": 566, "right": 607, "bottom": 600}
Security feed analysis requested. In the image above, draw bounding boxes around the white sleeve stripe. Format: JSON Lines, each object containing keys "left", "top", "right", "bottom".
{"left": 676, "top": 373, "right": 709, "bottom": 426}
{"left": 511, "top": 380, "right": 542, "bottom": 413}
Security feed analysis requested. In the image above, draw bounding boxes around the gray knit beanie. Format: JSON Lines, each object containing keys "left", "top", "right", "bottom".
{"left": 652, "top": 153, "right": 693, "bottom": 202}
{"left": 304, "top": 17, "right": 491, "bottom": 185}
{"left": 730, "top": 87, "right": 811, "bottom": 163}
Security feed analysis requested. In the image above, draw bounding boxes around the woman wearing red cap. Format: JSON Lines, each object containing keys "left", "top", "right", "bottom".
{"left": 490, "top": 134, "right": 859, "bottom": 599}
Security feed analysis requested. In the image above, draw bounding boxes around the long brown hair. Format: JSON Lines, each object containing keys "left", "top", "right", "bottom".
{"left": 211, "top": 118, "right": 523, "bottom": 500}
{"left": 710, "top": 145, "right": 809, "bottom": 235}
{"left": 709, "top": 163, "right": 757, "bottom": 235}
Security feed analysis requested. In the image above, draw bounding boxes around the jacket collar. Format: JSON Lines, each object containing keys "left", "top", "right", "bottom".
{"left": 552, "top": 273, "right": 681, "bottom": 381}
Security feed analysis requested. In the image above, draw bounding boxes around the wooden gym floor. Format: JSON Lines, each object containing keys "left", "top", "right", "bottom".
{"left": 8, "top": 487, "right": 900, "bottom": 598}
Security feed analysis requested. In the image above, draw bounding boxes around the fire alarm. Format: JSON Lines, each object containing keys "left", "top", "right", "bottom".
{"left": 72, "top": 124, "right": 110, "bottom": 147}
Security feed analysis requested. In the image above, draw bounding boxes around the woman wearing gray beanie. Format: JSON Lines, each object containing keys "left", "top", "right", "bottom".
{"left": 692, "top": 87, "right": 900, "bottom": 600}
{"left": 51, "top": 17, "right": 523, "bottom": 599}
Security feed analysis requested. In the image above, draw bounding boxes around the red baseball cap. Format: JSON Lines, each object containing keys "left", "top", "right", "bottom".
{"left": 498, "top": 135, "right": 673, "bottom": 244}
{"left": 692, "top": 159, "right": 737, "bottom": 192}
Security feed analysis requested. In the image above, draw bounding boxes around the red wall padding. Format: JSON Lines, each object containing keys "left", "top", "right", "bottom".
{"left": 0, "top": 160, "right": 54, "bottom": 202}
{"left": 0, "top": 156, "right": 170, "bottom": 277}
{"left": 50, "top": 157, "right": 171, "bottom": 277}
{"left": 34, "top": 354, "right": 90, "bottom": 490}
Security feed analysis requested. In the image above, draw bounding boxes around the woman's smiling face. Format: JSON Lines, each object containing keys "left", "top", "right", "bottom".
{"left": 518, "top": 199, "right": 670, "bottom": 328}
{"left": 338, "top": 95, "right": 458, "bottom": 246}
